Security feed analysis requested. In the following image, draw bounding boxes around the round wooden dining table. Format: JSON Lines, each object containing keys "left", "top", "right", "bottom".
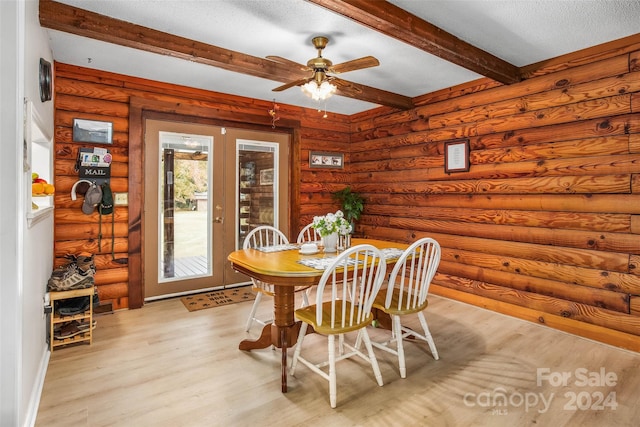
{"left": 227, "top": 238, "right": 408, "bottom": 393}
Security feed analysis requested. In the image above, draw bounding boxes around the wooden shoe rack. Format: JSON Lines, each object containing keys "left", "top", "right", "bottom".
{"left": 50, "top": 286, "right": 94, "bottom": 351}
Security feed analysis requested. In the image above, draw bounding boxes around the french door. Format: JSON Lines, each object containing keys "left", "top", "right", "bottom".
{"left": 143, "top": 119, "right": 290, "bottom": 300}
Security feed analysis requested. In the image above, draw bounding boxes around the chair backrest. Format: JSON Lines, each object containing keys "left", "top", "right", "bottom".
{"left": 314, "top": 244, "right": 387, "bottom": 329}
{"left": 296, "top": 223, "right": 322, "bottom": 243}
{"left": 243, "top": 225, "right": 289, "bottom": 250}
{"left": 383, "top": 237, "right": 441, "bottom": 311}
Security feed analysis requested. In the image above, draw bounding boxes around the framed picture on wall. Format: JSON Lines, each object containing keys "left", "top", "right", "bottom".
{"left": 260, "top": 168, "right": 274, "bottom": 185}
{"left": 72, "top": 118, "right": 113, "bottom": 144}
{"left": 444, "top": 139, "right": 470, "bottom": 173}
{"left": 309, "top": 151, "right": 344, "bottom": 169}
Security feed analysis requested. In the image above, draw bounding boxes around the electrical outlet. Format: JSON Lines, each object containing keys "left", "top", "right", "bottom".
{"left": 114, "top": 192, "right": 128, "bottom": 206}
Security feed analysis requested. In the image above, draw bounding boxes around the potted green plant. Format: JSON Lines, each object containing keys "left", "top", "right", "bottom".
{"left": 332, "top": 186, "right": 364, "bottom": 227}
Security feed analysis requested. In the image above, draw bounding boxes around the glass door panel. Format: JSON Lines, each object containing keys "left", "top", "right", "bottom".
{"left": 236, "top": 140, "right": 278, "bottom": 249}
{"left": 159, "top": 132, "right": 213, "bottom": 281}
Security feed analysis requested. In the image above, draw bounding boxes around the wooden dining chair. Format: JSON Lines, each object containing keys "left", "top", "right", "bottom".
{"left": 370, "top": 237, "right": 441, "bottom": 378}
{"left": 290, "top": 244, "right": 387, "bottom": 408}
{"left": 296, "top": 222, "right": 321, "bottom": 244}
{"left": 242, "top": 225, "right": 309, "bottom": 332}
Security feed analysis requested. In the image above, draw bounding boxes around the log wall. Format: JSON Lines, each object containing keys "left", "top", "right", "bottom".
{"left": 53, "top": 34, "right": 640, "bottom": 350}
{"left": 349, "top": 40, "right": 640, "bottom": 351}
{"left": 53, "top": 63, "right": 349, "bottom": 310}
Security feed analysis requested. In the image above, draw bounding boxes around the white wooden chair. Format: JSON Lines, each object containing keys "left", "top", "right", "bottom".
{"left": 290, "top": 244, "right": 387, "bottom": 408}
{"left": 296, "top": 222, "right": 322, "bottom": 244}
{"left": 370, "top": 237, "right": 441, "bottom": 378}
{"left": 243, "top": 226, "right": 309, "bottom": 332}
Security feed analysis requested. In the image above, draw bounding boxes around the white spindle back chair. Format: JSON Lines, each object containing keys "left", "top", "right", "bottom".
{"left": 242, "top": 225, "right": 309, "bottom": 332}
{"left": 370, "top": 237, "right": 441, "bottom": 378}
{"left": 290, "top": 244, "right": 387, "bottom": 408}
{"left": 296, "top": 222, "right": 322, "bottom": 244}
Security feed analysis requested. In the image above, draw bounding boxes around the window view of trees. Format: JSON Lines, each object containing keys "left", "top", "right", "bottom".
{"left": 172, "top": 157, "right": 208, "bottom": 210}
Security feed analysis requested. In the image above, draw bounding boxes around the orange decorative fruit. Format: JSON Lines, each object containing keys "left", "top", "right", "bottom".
{"left": 32, "top": 182, "right": 44, "bottom": 194}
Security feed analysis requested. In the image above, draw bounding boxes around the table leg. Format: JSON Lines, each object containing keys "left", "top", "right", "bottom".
{"left": 273, "top": 285, "right": 297, "bottom": 393}
{"left": 238, "top": 285, "right": 298, "bottom": 393}
{"left": 280, "top": 326, "right": 288, "bottom": 392}
{"left": 238, "top": 324, "right": 273, "bottom": 350}
{"left": 372, "top": 307, "right": 393, "bottom": 330}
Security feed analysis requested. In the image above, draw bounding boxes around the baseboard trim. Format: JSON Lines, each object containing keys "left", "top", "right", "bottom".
{"left": 23, "top": 348, "right": 50, "bottom": 427}
{"left": 431, "top": 284, "right": 640, "bottom": 353}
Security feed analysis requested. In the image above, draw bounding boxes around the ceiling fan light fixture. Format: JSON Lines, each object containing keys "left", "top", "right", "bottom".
{"left": 301, "top": 79, "right": 336, "bottom": 101}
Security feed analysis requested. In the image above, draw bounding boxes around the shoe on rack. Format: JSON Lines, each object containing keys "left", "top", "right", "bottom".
{"left": 77, "top": 320, "right": 97, "bottom": 331}
{"left": 47, "top": 263, "right": 94, "bottom": 292}
{"left": 57, "top": 296, "right": 91, "bottom": 316}
{"left": 92, "top": 288, "right": 100, "bottom": 308}
{"left": 64, "top": 253, "right": 96, "bottom": 274}
{"left": 54, "top": 321, "right": 82, "bottom": 339}
{"left": 75, "top": 254, "right": 96, "bottom": 275}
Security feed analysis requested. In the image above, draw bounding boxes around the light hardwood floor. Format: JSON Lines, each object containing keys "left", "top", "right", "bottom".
{"left": 36, "top": 293, "right": 640, "bottom": 427}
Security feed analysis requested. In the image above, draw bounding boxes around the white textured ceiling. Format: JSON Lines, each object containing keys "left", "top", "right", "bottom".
{"left": 47, "top": 0, "right": 640, "bottom": 115}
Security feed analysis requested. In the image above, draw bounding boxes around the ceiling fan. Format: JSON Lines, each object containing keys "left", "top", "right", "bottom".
{"left": 268, "top": 36, "right": 380, "bottom": 100}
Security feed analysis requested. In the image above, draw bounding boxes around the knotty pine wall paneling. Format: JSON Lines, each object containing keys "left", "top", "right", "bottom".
{"left": 53, "top": 63, "right": 349, "bottom": 309}
{"left": 349, "top": 42, "right": 640, "bottom": 352}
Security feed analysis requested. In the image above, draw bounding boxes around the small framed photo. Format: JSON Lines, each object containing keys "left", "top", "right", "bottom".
{"left": 72, "top": 118, "right": 113, "bottom": 144}
{"left": 444, "top": 139, "right": 470, "bottom": 173}
{"left": 310, "top": 151, "right": 343, "bottom": 169}
{"left": 260, "top": 168, "right": 274, "bottom": 185}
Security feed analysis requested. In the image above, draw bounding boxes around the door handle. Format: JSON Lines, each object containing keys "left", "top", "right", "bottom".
{"left": 214, "top": 216, "right": 224, "bottom": 223}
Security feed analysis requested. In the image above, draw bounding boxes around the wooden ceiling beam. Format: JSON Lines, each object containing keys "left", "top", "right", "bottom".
{"left": 39, "top": 0, "right": 413, "bottom": 110}
{"left": 333, "top": 78, "right": 413, "bottom": 109}
{"left": 39, "top": 0, "right": 301, "bottom": 81}
{"left": 307, "top": 0, "right": 523, "bottom": 85}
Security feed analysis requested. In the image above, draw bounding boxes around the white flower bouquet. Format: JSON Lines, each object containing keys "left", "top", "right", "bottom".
{"left": 312, "top": 210, "right": 352, "bottom": 237}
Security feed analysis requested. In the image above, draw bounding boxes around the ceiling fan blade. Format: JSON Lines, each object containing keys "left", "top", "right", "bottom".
{"left": 330, "top": 56, "right": 379, "bottom": 74}
{"left": 272, "top": 77, "right": 311, "bottom": 92}
{"left": 266, "top": 55, "right": 309, "bottom": 72}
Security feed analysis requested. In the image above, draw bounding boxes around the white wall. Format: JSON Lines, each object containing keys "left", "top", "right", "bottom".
{"left": 21, "top": 1, "right": 56, "bottom": 425}
{"left": 1, "top": 1, "right": 55, "bottom": 426}
{"left": 0, "top": 0, "right": 25, "bottom": 425}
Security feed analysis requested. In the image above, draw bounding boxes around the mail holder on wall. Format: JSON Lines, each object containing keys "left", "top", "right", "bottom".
{"left": 75, "top": 147, "right": 112, "bottom": 185}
